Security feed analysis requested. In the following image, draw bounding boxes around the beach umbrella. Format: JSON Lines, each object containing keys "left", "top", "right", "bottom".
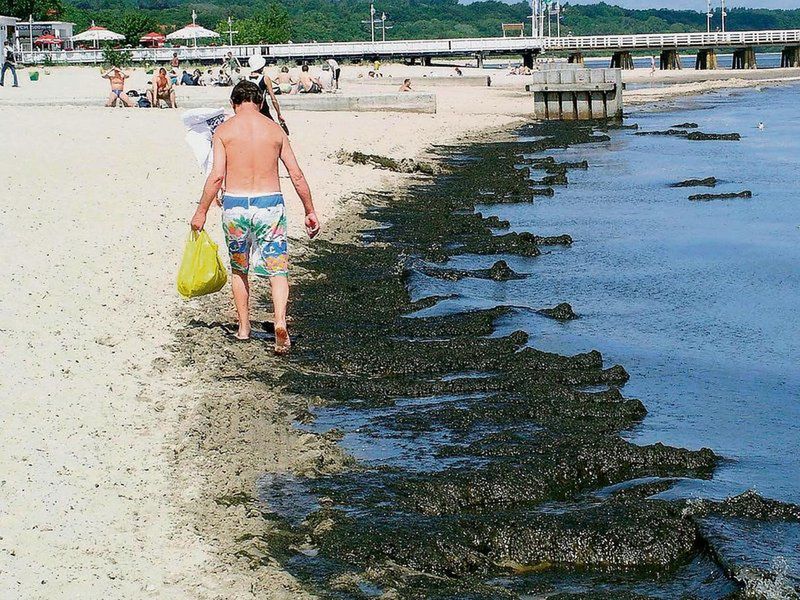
{"left": 34, "top": 34, "right": 64, "bottom": 46}
{"left": 166, "top": 24, "right": 220, "bottom": 46}
{"left": 71, "top": 21, "right": 125, "bottom": 49}
{"left": 166, "top": 11, "right": 220, "bottom": 47}
{"left": 140, "top": 31, "right": 166, "bottom": 47}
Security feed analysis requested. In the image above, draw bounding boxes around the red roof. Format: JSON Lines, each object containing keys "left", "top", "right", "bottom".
{"left": 140, "top": 31, "right": 166, "bottom": 41}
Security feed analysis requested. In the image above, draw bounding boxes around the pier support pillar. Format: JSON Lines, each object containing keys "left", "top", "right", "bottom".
{"left": 522, "top": 51, "right": 534, "bottom": 69}
{"left": 475, "top": 52, "right": 485, "bottom": 68}
{"left": 422, "top": 56, "right": 432, "bottom": 67}
{"left": 695, "top": 48, "right": 718, "bottom": 70}
{"left": 531, "top": 68, "right": 623, "bottom": 121}
{"left": 660, "top": 49, "right": 682, "bottom": 70}
{"left": 568, "top": 52, "right": 584, "bottom": 65}
{"left": 781, "top": 46, "right": 800, "bottom": 68}
{"left": 610, "top": 51, "right": 634, "bottom": 70}
{"left": 732, "top": 47, "right": 757, "bottom": 69}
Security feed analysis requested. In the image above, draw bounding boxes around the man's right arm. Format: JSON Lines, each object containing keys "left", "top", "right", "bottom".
{"left": 191, "top": 133, "right": 227, "bottom": 231}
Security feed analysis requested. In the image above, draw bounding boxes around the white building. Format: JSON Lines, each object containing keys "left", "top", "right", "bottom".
{"left": 18, "top": 20, "right": 76, "bottom": 50}
{"left": 1, "top": 15, "right": 19, "bottom": 51}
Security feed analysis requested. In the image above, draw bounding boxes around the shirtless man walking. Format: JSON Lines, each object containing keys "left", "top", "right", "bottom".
{"left": 190, "top": 81, "right": 320, "bottom": 353}
{"left": 101, "top": 66, "right": 135, "bottom": 107}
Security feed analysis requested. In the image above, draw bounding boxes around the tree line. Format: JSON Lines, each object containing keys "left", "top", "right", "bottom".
{"left": 4, "top": 0, "right": 800, "bottom": 46}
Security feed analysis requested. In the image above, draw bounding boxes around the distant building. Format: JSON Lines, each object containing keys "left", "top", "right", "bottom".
{"left": 1, "top": 15, "right": 19, "bottom": 50}
{"left": 16, "top": 20, "right": 76, "bottom": 50}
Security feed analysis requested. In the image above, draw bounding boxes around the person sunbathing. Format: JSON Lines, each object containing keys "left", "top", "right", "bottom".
{"left": 274, "top": 66, "right": 294, "bottom": 94}
{"left": 399, "top": 78, "right": 413, "bottom": 92}
{"left": 294, "top": 64, "right": 322, "bottom": 94}
{"left": 102, "top": 66, "right": 135, "bottom": 107}
{"left": 147, "top": 67, "right": 177, "bottom": 108}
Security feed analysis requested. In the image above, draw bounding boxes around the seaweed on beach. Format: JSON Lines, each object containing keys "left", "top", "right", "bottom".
{"left": 246, "top": 121, "right": 800, "bottom": 599}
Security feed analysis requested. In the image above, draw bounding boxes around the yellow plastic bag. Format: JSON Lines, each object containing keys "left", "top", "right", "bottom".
{"left": 176, "top": 230, "right": 228, "bottom": 298}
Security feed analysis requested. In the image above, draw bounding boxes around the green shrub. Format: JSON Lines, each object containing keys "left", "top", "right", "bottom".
{"left": 102, "top": 47, "right": 133, "bottom": 68}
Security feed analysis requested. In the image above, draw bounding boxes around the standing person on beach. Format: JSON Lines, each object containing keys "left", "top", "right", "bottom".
{"left": 326, "top": 57, "right": 340, "bottom": 89}
{"left": 249, "top": 55, "right": 286, "bottom": 127}
{"left": 1, "top": 41, "right": 19, "bottom": 87}
{"left": 189, "top": 81, "right": 320, "bottom": 353}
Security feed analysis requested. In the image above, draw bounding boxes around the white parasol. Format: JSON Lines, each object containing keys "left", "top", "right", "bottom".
{"left": 166, "top": 11, "right": 220, "bottom": 47}
{"left": 71, "top": 21, "right": 125, "bottom": 48}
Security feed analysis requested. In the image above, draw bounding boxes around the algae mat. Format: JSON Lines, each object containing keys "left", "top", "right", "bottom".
{"left": 236, "top": 122, "right": 800, "bottom": 599}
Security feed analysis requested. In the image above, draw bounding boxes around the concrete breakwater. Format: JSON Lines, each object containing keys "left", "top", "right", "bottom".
{"left": 225, "top": 122, "right": 800, "bottom": 598}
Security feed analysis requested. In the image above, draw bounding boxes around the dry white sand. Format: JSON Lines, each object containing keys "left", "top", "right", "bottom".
{"left": 1, "top": 61, "right": 796, "bottom": 598}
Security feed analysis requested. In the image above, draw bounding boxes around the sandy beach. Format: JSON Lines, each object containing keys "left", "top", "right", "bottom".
{"left": 1, "top": 62, "right": 798, "bottom": 598}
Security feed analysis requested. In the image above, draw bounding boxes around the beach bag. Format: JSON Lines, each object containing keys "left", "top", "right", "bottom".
{"left": 29, "top": 71, "right": 39, "bottom": 81}
{"left": 176, "top": 230, "right": 227, "bottom": 298}
{"left": 137, "top": 97, "right": 151, "bottom": 108}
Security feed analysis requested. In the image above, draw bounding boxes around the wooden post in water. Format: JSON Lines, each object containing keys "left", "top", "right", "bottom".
{"left": 568, "top": 52, "right": 584, "bottom": 65}
{"left": 781, "top": 46, "right": 800, "bottom": 68}
{"left": 732, "top": 47, "right": 757, "bottom": 69}
{"left": 610, "top": 51, "right": 634, "bottom": 70}
{"left": 695, "top": 48, "right": 718, "bottom": 70}
{"left": 522, "top": 51, "right": 534, "bottom": 69}
{"left": 660, "top": 49, "right": 682, "bottom": 70}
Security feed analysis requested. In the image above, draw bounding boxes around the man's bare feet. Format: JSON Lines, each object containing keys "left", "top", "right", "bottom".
{"left": 274, "top": 324, "right": 291, "bottom": 355}
{"left": 236, "top": 324, "right": 251, "bottom": 341}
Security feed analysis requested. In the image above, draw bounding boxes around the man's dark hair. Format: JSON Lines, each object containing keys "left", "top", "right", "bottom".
{"left": 230, "top": 80, "right": 263, "bottom": 106}
{"left": 301, "top": 64, "right": 309, "bottom": 72}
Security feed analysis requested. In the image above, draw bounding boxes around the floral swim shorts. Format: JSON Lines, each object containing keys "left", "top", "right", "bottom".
{"left": 221, "top": 193, "right": 288, "bottom": 277}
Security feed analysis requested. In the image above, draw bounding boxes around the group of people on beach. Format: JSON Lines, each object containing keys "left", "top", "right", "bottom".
{"left": 102, "top": 65, "right": 178, "bottom": 108}
{"left": 102, "top": 54, "right": 342, "bottom": 109}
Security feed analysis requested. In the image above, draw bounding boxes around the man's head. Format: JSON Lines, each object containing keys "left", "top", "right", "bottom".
{"left": 172, "top": 52, "right": 177, "bottom": 58}
{"left": 281, "top": 66, "right": 289, "bottom": 73}
{"left": 227, "top": 52, "right": 232, "bottom": 58}
{"left": 158, "top": 67, "right": 167, "bottom": 75}
{"left": 301, "top": 64, "right": 309, "bottom": 72}
{"left": 230, "top": 80, "right": 263, "bottom": 110}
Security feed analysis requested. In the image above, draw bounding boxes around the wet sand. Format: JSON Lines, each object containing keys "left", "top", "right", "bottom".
{"left": 1, "top": 63, "right": 798, "bottom": 597}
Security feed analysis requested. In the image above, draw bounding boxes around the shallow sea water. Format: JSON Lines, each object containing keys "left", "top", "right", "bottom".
{"left": 420, "top": 83, "right": 800, "bottom": 504}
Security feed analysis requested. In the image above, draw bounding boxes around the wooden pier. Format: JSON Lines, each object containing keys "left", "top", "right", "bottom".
{"left": 12, "top": 28, "right": 800, "bottom": 69}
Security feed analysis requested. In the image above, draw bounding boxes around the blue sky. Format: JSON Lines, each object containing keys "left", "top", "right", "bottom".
{"left": 558, "top": 0, "right": 798, "bottom": 7}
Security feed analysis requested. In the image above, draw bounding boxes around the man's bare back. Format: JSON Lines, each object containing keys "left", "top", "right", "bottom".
{"left": 215, "top": 111, "right": 284, "bottom": 195}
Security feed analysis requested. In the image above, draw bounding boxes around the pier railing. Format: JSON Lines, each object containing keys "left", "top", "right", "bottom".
{"left": 545, "top": 29, "right": 800, "bottom": 51}
{"left": 20, "top": 37, "right": 546, "bottom": 65}
{"left": 18, "top": 29, "right": 800, "bottom": 65}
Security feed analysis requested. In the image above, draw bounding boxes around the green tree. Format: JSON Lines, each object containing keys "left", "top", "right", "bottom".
{"left": 111, "top": 11, "right": 158, "bottom": 45}
{"left": 0, "top": 0, "right": 63, "bottom": 20}
{"left": 218, "top": 2, "right": 291, "bottom": 44}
